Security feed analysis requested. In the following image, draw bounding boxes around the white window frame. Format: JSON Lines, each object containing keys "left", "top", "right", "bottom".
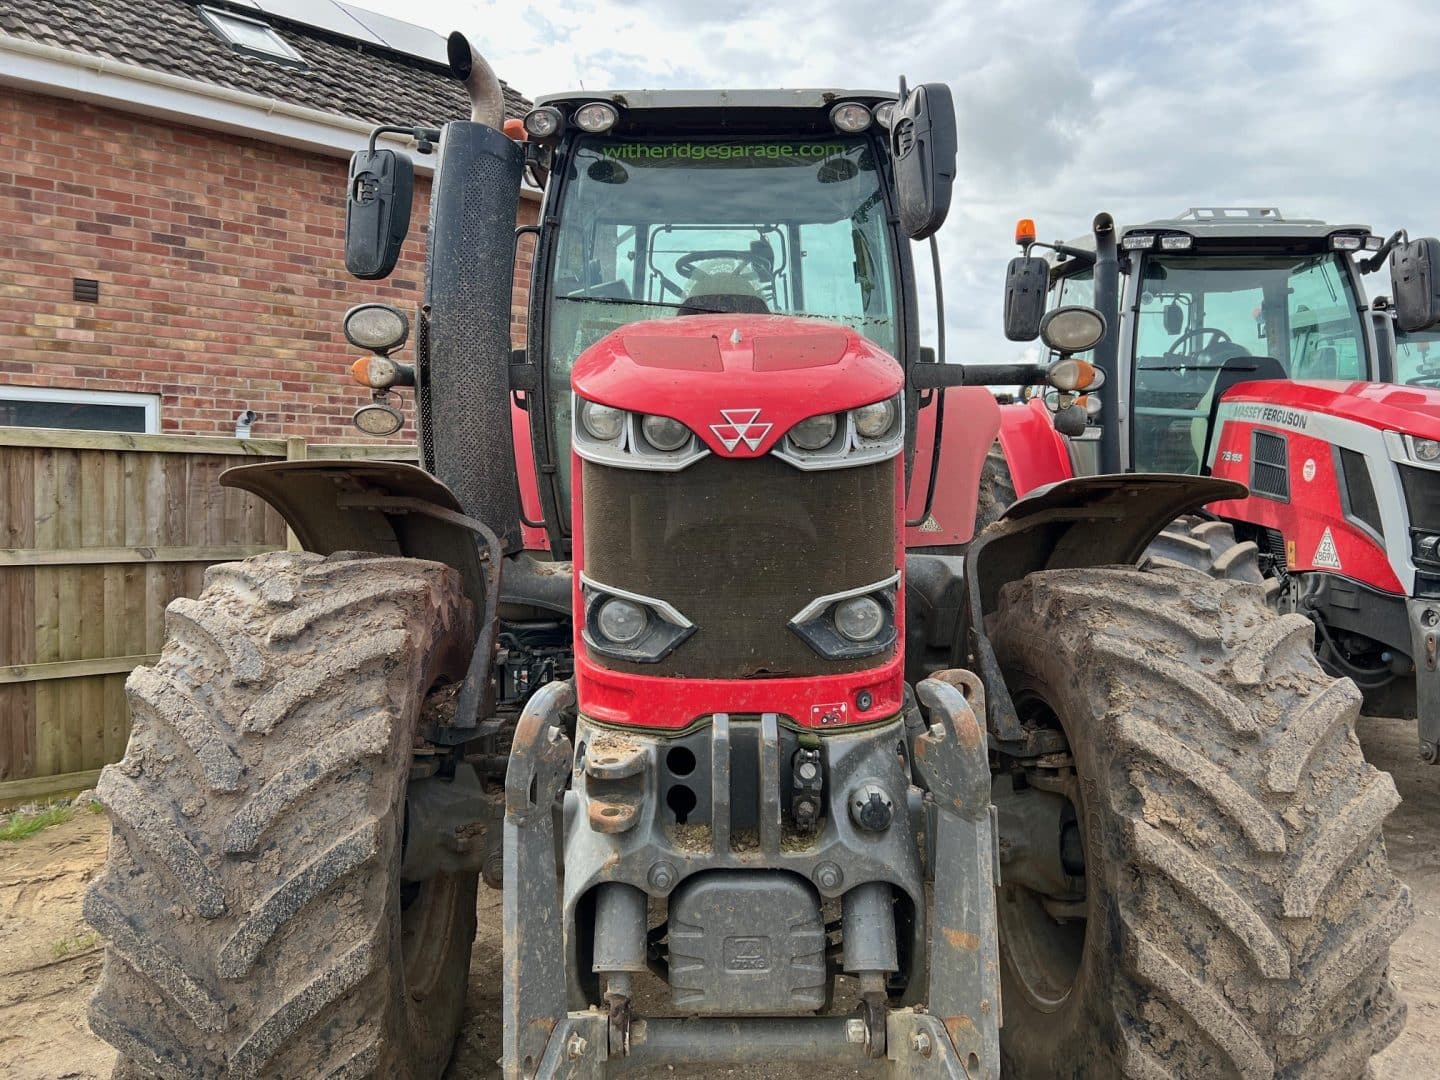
{"left": 198, "top": 6, "right": 307, "bottom": 66}
{"left": 0, "top": 385, "right": 161, "bottom": 433}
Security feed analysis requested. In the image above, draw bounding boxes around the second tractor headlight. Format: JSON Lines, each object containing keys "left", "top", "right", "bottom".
{"left": 1413, "top": 437, "right": 1440, "bottom": 463}
{"left": 579, "top": 399, "right": 625, "bottom": 441}
{"left": 596, "top": 597, "right": 647, "bottom": 644}
{"left": 790, "top": 413, "right": 839, "bottom": 450}
{"left": 641, "top": 414, "right": 689, "bottom": 451}
{"left": 834, "top": 596, "right": 885, "bottom": 642}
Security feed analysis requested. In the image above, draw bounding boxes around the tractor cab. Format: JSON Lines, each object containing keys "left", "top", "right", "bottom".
{"left": 523, "top": 90, "right": 915, "bottom": 540}
{"left": 1045, "top": 207, "right": 1388, "bottom": 475}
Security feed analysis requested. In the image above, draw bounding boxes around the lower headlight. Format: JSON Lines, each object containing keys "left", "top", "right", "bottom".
{"left": 854, "top": 399, "right": 897, "bottom": 438}
{"left": 1414, "top": 437, "right": 1440, "bottom": 463}
{"left": 641, "top": 413, "right": 689, "bottom": 451}
{"left": 580, "top": 399, "right": 625, "bottom": 441}
{"left": 789, "top": 413, "right": 839, "bottom": 450}
{"left": 596, "top": 598, "right": 647, "bottom": 644}
{"left": 834, "top": 596, "right": 884, "bottom": 642}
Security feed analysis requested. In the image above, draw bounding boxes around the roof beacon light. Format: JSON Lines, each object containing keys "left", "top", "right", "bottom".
{"left": 523, "top": 106, "right": 563, "bottom": 139}
{"left": 574, "top": 102, "right": 619, "bottom": 133}
{"left": 1331, "top": 234, "right": 1364, "bottom": 251}
{"left": 829, "top": 102, "right": 872, "bottom": 133}
{"left": 1122, "top": 233, "right": 1156, "bottom": 250}
{"left": 1015, "top": 218, "right": 1037, "bottom": 246}
{"left": 1160, "top": 234, "right": 1193, "bottom": 251}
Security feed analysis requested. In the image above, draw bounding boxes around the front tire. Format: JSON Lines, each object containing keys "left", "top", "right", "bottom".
{"left": 86, "top": 551, "right": 477, "bottom": 1078}
{"left": 989, "top": 565, "right": 1409, "bottom": 1078}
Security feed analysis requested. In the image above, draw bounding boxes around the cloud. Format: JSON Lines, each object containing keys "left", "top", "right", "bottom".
{"left": 355, "top": 0, "right": 1440, "bottom": 363}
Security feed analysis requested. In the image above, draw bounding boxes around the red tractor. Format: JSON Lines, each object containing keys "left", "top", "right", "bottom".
{"left": 994, "top": 207, "right": 1440, "bottom": 764}
{"left": 83, "top": 45, "right": 1408, "bottom": 1080}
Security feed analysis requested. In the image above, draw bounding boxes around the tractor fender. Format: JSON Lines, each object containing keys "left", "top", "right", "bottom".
{"left": 959, "top": 472, "right": 1246, "bottom": 748}
{"left": 220, "top": 459, "right": 494, "bottom": 613}
{"left": 995, "top": 397, "right": 1074, "bottom": 498}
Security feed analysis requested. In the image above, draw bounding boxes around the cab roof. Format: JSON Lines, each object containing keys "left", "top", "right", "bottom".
{"left": 533, "top": 89, "right": 896, "bottom": 137}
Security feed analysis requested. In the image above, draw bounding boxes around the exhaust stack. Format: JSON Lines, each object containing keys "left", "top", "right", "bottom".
{"left": 447, "top": 32, "right": 506, "bottom": 129}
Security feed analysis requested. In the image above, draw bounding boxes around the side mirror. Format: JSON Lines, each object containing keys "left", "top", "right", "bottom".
{"left": 1004, "top": 256, "right": 1049, "bottom": 341}
{"left": 1391, "top": 237, "right": 1440, "bottom": 333}
{"left": 345, "top": 147, "right": 414, "bottom": 280}
{"left": 890, "top": 81, "right": 957, "bottom": 240}
{"left": 1164, "top": 302, "right": 1184, "bottom": 336}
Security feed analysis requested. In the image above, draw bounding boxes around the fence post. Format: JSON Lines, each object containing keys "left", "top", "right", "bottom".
{"left": 285, "top": 436, "right": 307, "bottom": 552}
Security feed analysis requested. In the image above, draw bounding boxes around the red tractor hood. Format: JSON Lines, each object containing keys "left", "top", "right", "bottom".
{"left": 1222, "top": 379, "right": 1440, "bottom": 439}
{"left": 571, "top": 314, "right": 903, "bottom": 458}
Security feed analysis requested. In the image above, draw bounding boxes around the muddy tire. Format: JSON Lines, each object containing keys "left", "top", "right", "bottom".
{"left": 1147, "top": 514, "right": 1281, "bottom": 603}
{"left": 85, "top": 551, "right": 477, "bottom": 1079}
{"left": 974, "top": 440, "right": 1018, "bottom": 534}
{"left": 988, "top": 564, "right": 1410, "bottom": 1078}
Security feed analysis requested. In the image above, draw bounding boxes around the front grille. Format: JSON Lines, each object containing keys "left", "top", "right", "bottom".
{"left": 1400, "top": 464, "right": 1440, "bottom": 533}
{"left": 1251, "top": 430, "right": 1290, "bottom": 500}
{"left": 581, "top": 456, "right": 896, "bottom": 679}
{"left": 1339, "top": 448, "right": 1382, "bottom": 535}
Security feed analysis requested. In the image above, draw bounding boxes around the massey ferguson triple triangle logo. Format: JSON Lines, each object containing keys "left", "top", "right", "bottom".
{"left": 710, "top": 408, "right": 772, "bottom": 452}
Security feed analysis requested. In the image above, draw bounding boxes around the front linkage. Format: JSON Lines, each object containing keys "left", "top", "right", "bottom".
{"left": 502, "top": 675, "right": 1000, "bottom": 1078}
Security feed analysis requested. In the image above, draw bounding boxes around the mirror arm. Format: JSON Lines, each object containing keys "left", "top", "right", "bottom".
{"left": 1360, "top": 229, "right": 1408, "bottom": 275}
{"left": 910, "top": 363, "right": 1050, "bottom": 390}
{"left": 367, "top": 124, "right": 442, "bottom": 156}
{"left": 929, "top": 235, "right": 946, "bottom": 366}
{"left": 1023, "top": 240, "right": 1096, "bottom": 267}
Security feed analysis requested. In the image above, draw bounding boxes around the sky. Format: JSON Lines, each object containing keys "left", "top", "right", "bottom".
{"left": 357, "top": 0, "right": 1440, "bottom": 363}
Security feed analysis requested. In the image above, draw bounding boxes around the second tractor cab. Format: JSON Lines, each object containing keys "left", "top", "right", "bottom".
{"left": 996, "top": 207, "right": 1440, "bottom": 763}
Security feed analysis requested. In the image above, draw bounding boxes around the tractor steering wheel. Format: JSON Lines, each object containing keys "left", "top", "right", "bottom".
{"left": 675, "top": 249, "right": 772, "bottom": 279}
{"left": 1165, "top": 327, "right": 1233, "bottom": 356}
{"left": 1406, "top": 372, "right": 1440, "bottom": 388}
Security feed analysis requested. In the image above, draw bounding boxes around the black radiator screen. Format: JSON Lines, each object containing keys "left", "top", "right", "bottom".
{"left": 582, "top": 456, "right": 896, "bottom": 679}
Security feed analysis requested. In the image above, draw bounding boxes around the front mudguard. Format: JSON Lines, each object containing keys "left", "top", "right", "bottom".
{"left": 220, "top": 460, "right": 503, "bottom": 738}
{"left": 961, "top": 473, "right": 1246, "bottom": 748}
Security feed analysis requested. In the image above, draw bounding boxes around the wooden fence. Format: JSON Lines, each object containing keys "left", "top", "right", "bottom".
{"left": 0, "top": 427, "right": 418, "bottom": 805}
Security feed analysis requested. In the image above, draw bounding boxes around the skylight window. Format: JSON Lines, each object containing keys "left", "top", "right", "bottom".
{"left": 199, "top": 6, "right": 306, "bottom": 66}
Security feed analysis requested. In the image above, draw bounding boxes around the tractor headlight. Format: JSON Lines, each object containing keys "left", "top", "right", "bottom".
{"left": 1412, "top": 437, "right": 1440, "bottom": 463}
{"left": 872, "top": 101, "right": 896, "bottom": 130}
{"left": 640, "top": 414, "right": 690, "bottom": 451}
{"left": 596, "top": 597, "right": 647, "bottom": 644}
{"left": 1040, "top": 306, "right": 1106, "bottom": 355}
{"left": 853, "top": 399, "right": 897, "bottom": 439}
{"left": 343, "top": 303, "right": 409, "bottom": 353}
{"left": 829, "top": 102, "right": 872, "bottom": 133}
{"left": 579, "top": 399, "right": 625, "bottom": 441}
{"left": 789, "top": 413, "right": 839, "bottom": 450}
{"left": 834, "top": 596, "right": 884, "bottom": 642}
{"left": 523, "top": 107, "right": 563, "bottom": 138}
{"left": 574, "top": 102, "right": 619, "bottom": 133}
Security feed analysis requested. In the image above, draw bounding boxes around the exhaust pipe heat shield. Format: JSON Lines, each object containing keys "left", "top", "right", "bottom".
{"left": 420, "top": 121, "right": 525, "bottom": 551}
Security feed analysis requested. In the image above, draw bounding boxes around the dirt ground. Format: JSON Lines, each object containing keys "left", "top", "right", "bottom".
{"left": 1, "top": 715, "right": 1435, "bottom": 1079}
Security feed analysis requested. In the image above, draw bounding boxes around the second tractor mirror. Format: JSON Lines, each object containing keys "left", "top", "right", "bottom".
{"left": 1164, "top": 302, "right": 1184, "bottom": 336}
{"left": 345, "top": 147, "right": 414, "bottom": 280}
{"left": 1391, "top": 237, "right": 1440, "bottom": 333}
{"left": 1004, "top": 256, "right": 1050, "bottom": 341}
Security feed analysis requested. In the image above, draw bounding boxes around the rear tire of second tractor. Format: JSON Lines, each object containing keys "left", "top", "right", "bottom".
{"left": 85, "top": 551, "right": 478, "bottom": 1079}
{"left": 988, "top": 564, "right": 1410, "bottom": 1078}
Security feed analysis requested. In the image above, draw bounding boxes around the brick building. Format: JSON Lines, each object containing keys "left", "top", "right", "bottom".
{"left": 0, "top": 0, "right": 536, "bottom": 442}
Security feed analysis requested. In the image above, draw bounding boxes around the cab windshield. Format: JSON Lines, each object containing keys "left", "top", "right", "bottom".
{"left": 1394, "top": 326, "right": 1440, "bottom": 387}
{"left": 1131, "top": 252, "right": 1369, "bottom": 473}
{"left": 544, "top": 135, "right": 898, "bottom": 493}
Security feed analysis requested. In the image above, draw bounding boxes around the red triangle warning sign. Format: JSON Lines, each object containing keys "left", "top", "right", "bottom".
{"left": 1312, "top": 527, "right": 1342, "bottom": 570}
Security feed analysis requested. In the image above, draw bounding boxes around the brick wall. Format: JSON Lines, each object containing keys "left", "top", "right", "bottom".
{"left": 0, "top": 88, "right": 538, "bottom": 441}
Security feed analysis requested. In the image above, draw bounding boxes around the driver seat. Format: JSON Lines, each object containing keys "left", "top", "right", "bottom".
{"left": 679, "top": 270, "right": 770, "bottom": 316}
